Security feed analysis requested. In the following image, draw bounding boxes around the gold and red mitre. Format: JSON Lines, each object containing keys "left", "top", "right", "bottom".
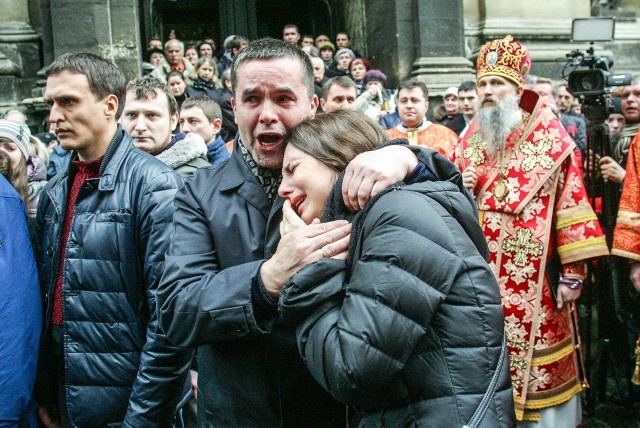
{"left": 477, "top": 35, "right": 531, "bottom": 87}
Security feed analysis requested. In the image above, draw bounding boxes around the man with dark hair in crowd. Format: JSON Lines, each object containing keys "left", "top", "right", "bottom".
{"left": 217, "top": 35, "right": 249, "bottom": 77}
{"left": 335, "top": 31, "right": 363, "bottom": 58}
{"left": 387, "top": 79, "right": 459, "bottom": 159}
{"left": 121, "top": 75, "right": 209, "bottom": 179}
{"left": 457, "top": 80, "right": 479, "bottom": 137}
{"left": 533, "top": 78, "right": 586, "bottom": 152}
{"left": 320, "top": 76, "right": 357, "bottom": 113}
{"left": 197, "top": 40, "right": 214, "bottom": 58}
{"left": 157, "top": 37, "right": 425, "bottom": 426}
{"left": 555, "top": 83, "right": 587, "bottom": 150}
{"left": 215, "top": 68, "right": 237, "bottom": 142}
{"left": 180, "top": 95, "right": 230, "bottom": 166}
{"left": 37, "top": 52, "right": 191, "bottom": 427}
{"left": 148, "top": 36, "right": 162, "bottom": 50}
{"left": 151, "top": 39, "right": 194, "bottom": 83}
{"left": 282, "top": 24, "right": 301, "bottom": 46}
{"left": 301, "top": 34, "right": 314, "bottom": 47}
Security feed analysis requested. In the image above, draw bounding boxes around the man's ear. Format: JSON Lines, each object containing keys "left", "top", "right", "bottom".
{"left": 231, "top": 97, "right": 237, "bottom": 124}
{"left": 170, "top": 111, "right": 179, "bottom": 130}
{"left": 105, "top": 94, "right": 118, "bottom": 118}
{"left": 319, "top": 97, "right": 326, "bottom": 110}
{"left": 211, "top": 118, "right": 222, "bottom": 135}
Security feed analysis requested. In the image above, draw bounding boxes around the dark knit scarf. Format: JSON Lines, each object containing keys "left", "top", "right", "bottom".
{"left": 238, "top": 141, "right": 281, "bottom": 201}
{"left": 191, "top": 78, "right": 216, "bottom": 91}
{"left": 613, "top": 122, "right": 640, "bottom": 168}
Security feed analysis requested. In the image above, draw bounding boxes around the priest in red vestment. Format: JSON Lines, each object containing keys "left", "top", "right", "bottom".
{"left": 452, "top": 35, "right": 609, "bottom": 425}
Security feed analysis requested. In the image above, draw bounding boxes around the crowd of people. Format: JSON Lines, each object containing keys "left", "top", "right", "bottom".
{"left": 2, "top": 25, "right": 640, "bottom": 428}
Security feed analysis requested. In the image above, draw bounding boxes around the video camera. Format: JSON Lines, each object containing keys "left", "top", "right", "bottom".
{"left": 563, "top": 17, "right": 631, "bottom": 122}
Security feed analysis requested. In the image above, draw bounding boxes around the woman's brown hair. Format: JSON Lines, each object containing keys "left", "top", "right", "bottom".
{"left": 285, "top": 110, "right": 387, "bottom": 173}
{"left": 0, "top": 146, "right": 29, "bottom": 210}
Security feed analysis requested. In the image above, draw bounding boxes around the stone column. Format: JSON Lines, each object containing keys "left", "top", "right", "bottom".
{"left": 410, "top": 0, "right": 475, "bottom": 97}
{"left": 48, "top": 0, "right": 141, "bottom": 81}
{"left": 0, "top": 0, "right": 41, "bottom": 107}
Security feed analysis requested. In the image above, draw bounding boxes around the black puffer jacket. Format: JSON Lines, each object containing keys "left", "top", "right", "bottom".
{"left": 280, "top": 178, "right": 515, "bottom": 427}
{"left": 35, "top": 128, "right": 192, "bottom": 426}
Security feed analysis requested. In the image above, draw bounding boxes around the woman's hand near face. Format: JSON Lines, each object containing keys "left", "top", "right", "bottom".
{"left": 280, "top": 199, "right": 307, "bottom": 236}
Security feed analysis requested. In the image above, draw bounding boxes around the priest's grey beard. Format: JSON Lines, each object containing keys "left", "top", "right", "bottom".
{"left": 476, "top": 93, "right": 522, "bottom": 156}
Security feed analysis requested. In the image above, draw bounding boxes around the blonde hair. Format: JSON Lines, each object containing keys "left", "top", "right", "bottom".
{"left": 192, "top": 57, "right": 223, "bottom": 89}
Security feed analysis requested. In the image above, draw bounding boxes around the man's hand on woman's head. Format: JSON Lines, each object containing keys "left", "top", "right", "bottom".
{"left": 342, "top": 145, "right": 418, "bottom": 212}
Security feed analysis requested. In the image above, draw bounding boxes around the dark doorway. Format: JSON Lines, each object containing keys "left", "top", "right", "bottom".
{"left": 145, "top": 0, "right": 220, "bottom": 48}
{"left": 141, "top": 0, "right": 337, "bottom": 50}
{"left": 254, "top": 0, "right": 333, "bottom": 39}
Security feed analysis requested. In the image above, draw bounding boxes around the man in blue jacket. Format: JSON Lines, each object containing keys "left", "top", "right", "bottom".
{"left": 36, "top": 52, "right": 191, "bottom": 427}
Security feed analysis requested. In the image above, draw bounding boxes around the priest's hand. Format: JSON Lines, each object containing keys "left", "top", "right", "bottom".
{"left": 556, "top": 284, "right": 581, "bottom": 309}
{"left": 462, "top": 165, "right": 477, "bottom": 192}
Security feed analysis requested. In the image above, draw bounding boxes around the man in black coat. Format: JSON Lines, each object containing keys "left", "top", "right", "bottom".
{"left": 157, "top": 38, "right": 423, "bottom": 426}
{"left": 36, "top": 53, "right": 191, "bottom": 427}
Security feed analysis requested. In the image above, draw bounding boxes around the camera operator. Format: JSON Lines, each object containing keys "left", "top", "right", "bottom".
{"left": 610, "top": 76, "right": 640, "bottom": 400}
{"left": 600, "top": 77, "right": 640, "bottom": 186}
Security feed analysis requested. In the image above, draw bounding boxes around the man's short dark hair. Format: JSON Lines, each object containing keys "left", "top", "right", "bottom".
{"left": 197, "top": 40, "right": 214, "bottom": 53}
{"left": 458, "top": 81, "right": 476, "bottom": 93}
{"left": 46, "top": 52, "right": 126, "bottom": 119}
{"left": 336, "top": 31, "right": 350, "bottom": 40}
{"left": 397, "top": 78, "right": 429, "bottom": 99}
{"left": 167, "top": 70, "right": 185, "bottom": 82}
{"left": 321, "top": 76, "right": 356, "bottom": 99}
{"left": 126, "top": 75, "right": 178, "bottom": 116}
{"left": 283, "top": 24, "right": 300, "bottom": 34}
{"left": 231, "top": 38, "right": 314, "bottom": 100}
{"left": 228, "top": 35, "right": 249, "bottom": 51}
{"left": 181, "top": 95, "right": 222, "bottom": 123}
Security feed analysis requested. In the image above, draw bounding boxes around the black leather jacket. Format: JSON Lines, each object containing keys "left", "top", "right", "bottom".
{"left": 36, "top": 127, "right": 192, "bottom": 427}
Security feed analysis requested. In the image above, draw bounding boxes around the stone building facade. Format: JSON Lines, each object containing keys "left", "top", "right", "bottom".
{"left": 2, "top": 0, "right": 639, "bottom": 130}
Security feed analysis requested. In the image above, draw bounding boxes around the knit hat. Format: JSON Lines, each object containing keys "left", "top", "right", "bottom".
{"left": 476, "top": 35, "right": 531, "bottom": 87}
{"left": 334, "top": 48, "right": 355, "bottom": 64}
{"left": 444, "top": 86, "right": 458, "bottom": 98}
{"left": 317, "top": 41, "right": 336, "bottom": 53}
{"left": 363, "top": 69, "right": 387, "bottom": 86}
{"left": 0, "top": 119, "right": 31, "bottom": 161}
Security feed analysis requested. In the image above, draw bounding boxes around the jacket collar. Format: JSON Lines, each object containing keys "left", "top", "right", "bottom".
{"left": 96, "top": 126, "right": 131, "bottom": 191}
